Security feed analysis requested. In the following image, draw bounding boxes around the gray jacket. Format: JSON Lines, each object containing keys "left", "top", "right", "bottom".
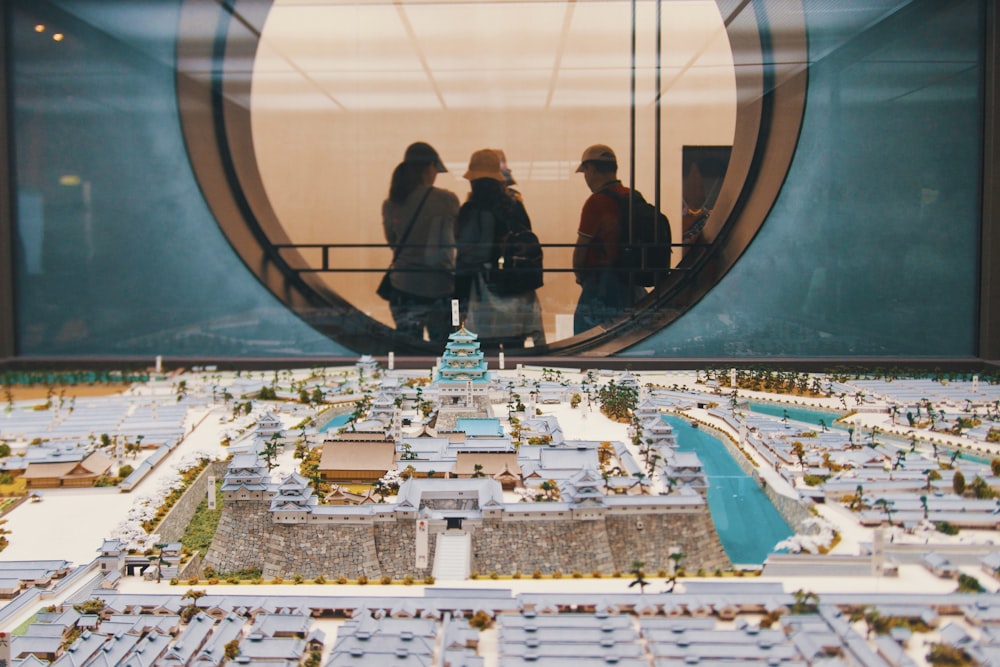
{"left": 382, "top": 185, "right": 459, "bottom": 298}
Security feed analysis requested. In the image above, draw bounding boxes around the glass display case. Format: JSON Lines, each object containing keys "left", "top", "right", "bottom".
{"left": 0, "top": 0, "right": 994, "bottom": 363}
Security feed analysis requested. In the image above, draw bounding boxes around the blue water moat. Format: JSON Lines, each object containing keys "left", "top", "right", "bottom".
{"left": 319, "top": 412, "right": 352, "bottom": 432}
{"left": 749, "top": 401, "right": 989, "bottom": 463}
{"left": 747, "top": 401, "right": 845, "bottom": 430}
{"left": 664, "top": 416, "right": 793, "bottom": 566}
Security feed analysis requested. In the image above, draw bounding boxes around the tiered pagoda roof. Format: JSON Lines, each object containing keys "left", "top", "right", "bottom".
{"left": 435, "top": 325, "right": 490, "bottom": 385}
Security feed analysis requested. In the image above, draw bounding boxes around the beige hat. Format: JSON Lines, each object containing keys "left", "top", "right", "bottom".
{"left": 575, "top": 144, "right": 617, "bottom": 172}
{"left": 463, "top": 149, "right": 506, "bottom": 182}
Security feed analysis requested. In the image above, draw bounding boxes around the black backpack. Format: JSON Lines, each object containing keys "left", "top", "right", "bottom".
{"left": 486, "top": 201, "right": 544, "bottom": 296}
{"left": 605, "top": 188, "right": 672, "bottom": 287}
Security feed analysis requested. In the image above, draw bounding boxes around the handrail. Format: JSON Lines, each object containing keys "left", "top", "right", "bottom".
{"left": 270, "top": 241, "right": 702, "bottom": 275}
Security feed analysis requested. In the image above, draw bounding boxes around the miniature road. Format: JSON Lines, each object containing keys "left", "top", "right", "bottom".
{"left": 1, "top": 488, "right": 132, "bottom": 566}
{"left": 0, "top": 404, "right": 231, "bottom": 567}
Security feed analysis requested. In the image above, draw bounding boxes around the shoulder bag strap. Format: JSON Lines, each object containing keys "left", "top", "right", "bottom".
{"left": 389, "top": 187, "right": 433, "bottom": 268}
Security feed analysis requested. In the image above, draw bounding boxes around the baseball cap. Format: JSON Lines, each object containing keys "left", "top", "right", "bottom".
{"left": 575, "top": 144, "right": 617, "bottom": 172}
{"left": 403, "top": 142, "right": 447, "bottom": 173}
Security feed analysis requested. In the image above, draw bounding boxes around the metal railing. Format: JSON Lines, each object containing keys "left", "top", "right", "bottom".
{"left": 271, "top": 241, "right": 699, "bottom": 276}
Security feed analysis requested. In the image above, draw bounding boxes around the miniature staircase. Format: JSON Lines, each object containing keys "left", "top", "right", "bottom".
{"left": 432, "top": 532, "right": 471, "bottom": 581}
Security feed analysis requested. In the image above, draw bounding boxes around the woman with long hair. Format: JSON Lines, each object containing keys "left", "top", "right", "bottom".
{"left": 381, "top": 142, "right": 460, "bottom": 344}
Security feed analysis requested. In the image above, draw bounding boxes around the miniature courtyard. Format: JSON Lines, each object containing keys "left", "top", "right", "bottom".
{"left": 0, "top": 333, "right": 999, "bottom": 665}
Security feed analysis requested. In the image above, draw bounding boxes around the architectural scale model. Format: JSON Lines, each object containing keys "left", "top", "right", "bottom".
{"left": 0, "top": 328, "right": 998, "bottom": 665}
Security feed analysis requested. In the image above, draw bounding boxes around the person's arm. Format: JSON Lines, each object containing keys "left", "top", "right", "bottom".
{"left": 382, "top": 200, "right": 396, "bottom": 245}
{"left": 573, "top": 232, "right": 593, "bottom": 285}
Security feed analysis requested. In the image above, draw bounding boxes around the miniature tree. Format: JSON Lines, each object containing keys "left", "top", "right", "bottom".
{"left": 925, "top": 643, "right": 975, "bottom": 666}
{"left": 180, "top": 589, "right": 206, "bottom": 622}
{"left": 957, "top": 573, "right": 984, "bottom": 593}
{"left": 628, "top": 561, "right": 648, "bottom": 594}
{"left": 970, "top": 476, "right": 997, "bottom": 500}
{"left": 873, "top": 498, "right": 895, "bottom": 527}
{"left": 73, "top": 597, "right": 107, "bottom": 616}
{"left": 261, "top": 435, "right": 281, "bottom": 472}
{"left": 850, "top": 606, "right": 883, "bottom": 639}
{"left": 668, "top": 551, "right": 685, "bottom": 576}
{"left": 790, "top": 589, "right": 820, "bottom": 614}
{"left": 537, "top": 479, "right": 560, "bottom": 502}
{"left": 848, "top": 484, "right": 866, "bottom": 512}
{"left": 791, "top": 442, "right": 806, "bottom": 470}
{"left": 953, "top": 470, "right": 967, "bottom": 495}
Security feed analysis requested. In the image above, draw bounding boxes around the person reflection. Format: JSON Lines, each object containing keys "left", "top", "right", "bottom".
{"left": 382, "top": 142, "right": 459, "bottom": 344}
{"left": 571, "top": 144, "right": 645, "bottom": 335}
{"left": 454, "top": 149, "right": 545, "bottom": 348}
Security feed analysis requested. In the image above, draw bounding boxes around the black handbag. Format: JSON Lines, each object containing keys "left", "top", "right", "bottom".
{"left": 377, "top": 188, "right": 432, "bottom": 301}
{"left": 376, "top": 272, "right": 395, "bottom": 300}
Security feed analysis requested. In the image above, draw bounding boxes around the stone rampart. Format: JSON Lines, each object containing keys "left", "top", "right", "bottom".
{"left": 374, "top": 522, "right": 435, "bottom": 580}
{"left": 472, "top": 518, "right": 615, "bottom": 575}
{"left": 261, "top": 523, "right": 380, "bottom": 580}
{"left": 204, "top": 498, "right": 274, "bottom": 575}
{"left": 605, "top": 512, "right": 729, "bottom": 574}
{"left": 205, "top": 491, "right": 732, "bottom": 578}
{"left": 156, "top": 460, "right": 228, "bottom": 543}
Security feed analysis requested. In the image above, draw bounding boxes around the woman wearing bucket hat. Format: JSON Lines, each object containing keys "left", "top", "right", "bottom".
{"left": 381, "top": 142, "right": 460, "bottom": 343}
{"left": 454, "top": 149, "right": 545, "bottom": 348}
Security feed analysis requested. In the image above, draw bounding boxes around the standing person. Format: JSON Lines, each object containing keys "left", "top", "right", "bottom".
{"left": 493, "top": 148, "right": 523, "bottom": 203}
{"left": 455, "top": 149, "right": 545, "bottom": 347}
{"left": 571, "top": 144, "right": 645, "bottom": 335}
{"left": 382, "top": 141, "right": 460, "bottom": 344}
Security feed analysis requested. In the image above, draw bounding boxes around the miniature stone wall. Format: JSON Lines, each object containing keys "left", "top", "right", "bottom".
{"left": 156, "top": 460, "right": 228, "bottom": 543}
{"left": 178, "top": 552, "right": 202, "bottom": 580}
{"left": 204, "top": 497, "right": 275, "bottom": 575}
{"left": 765, "top": 489, "right": 814, "bottom": 532}
{"left": 605, "top": 513, "right": 729, "bottom": 574}
{"left": 374, "top": 521, "right": 436, "bottom": 580}
{"left": 205, "top": 494, "right": 731, "bottom": 579}
{"left": 472, "top": 518, "right": 614, "bottom": 575}
{"left": 261, "top": 524, "right": 381, "bottom": 580}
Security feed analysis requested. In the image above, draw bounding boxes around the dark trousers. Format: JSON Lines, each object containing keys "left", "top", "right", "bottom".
{"left": 574, "top": 269, "right": 645, "bottom": 335}
{"left": 389, "top": 290, "right": 453, "bottom": 344}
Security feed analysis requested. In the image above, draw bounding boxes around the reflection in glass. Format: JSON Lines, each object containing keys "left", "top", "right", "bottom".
{"left": 250, "top": 1, "right": 736, "bottom": 344}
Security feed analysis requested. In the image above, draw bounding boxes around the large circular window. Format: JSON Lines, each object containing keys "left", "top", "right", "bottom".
{"left": 176, "top": 0, "right": 806, "bottom": 355}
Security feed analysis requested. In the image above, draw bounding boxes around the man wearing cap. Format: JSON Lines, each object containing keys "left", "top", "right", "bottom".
{"left": 572, "top": 144, "right": 645, "bottom": 334}
{"left": 382, "top": 141, "right": 460, "bottom": 343}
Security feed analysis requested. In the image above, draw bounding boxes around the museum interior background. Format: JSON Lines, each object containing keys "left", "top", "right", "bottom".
{"left": 0, "top": 0, "right": 997, "bottom": 363}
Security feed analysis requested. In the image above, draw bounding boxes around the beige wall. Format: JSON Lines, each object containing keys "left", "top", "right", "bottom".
{"left": 250, "top": 1, "right": 736, "bottom": 341}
